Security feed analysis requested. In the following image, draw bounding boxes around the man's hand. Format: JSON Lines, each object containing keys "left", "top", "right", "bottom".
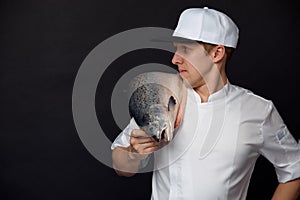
{"left": 129, "top": 129, "right": 160, "bottom": 160}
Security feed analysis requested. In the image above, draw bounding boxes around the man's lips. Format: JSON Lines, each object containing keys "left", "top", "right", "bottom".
{"left": 179, "top": 69, "right": 187, "bottom": 73}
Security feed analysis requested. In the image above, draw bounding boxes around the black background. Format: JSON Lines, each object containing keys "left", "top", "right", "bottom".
{"left": 1, "top": 0, "right": 299, "bottom": 199}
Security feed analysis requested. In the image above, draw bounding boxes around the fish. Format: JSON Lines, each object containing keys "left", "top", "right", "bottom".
{"left": 128, "top": 72, "right": 187, "bottom": 142}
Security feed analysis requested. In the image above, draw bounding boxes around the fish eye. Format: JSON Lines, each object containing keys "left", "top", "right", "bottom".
{"left": 168, "top": 96, "right": 176, "bottom": 111}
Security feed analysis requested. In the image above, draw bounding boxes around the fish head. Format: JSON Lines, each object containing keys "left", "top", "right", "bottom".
{"left": 129, "top": 82, "right": 180, "bottom": 142}
{"left": 141, "top": 98, "right": 177, "bottom": 142}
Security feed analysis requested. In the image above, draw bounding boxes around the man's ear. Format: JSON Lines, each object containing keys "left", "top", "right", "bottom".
{"left": 212, "top": 45, "right": 226, "bottom": 63}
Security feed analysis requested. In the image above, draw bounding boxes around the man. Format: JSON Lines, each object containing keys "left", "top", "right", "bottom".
{"left": 111, "top": 7, "right": 300, "bottom": 199}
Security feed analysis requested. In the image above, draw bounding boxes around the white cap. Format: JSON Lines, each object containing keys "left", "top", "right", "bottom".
{"left": 173, "top": 7, "right": 239, "bottom": 48}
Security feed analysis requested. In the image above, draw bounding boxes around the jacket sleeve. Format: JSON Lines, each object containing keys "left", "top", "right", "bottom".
{"left": 259, "top": 102, "right": 300, "bottom": 183}
{"left": 111, "top": 118, "right": 151, "bottom": 168}
{"left": 111, "top": 118, "right": 139, "bottom": 150}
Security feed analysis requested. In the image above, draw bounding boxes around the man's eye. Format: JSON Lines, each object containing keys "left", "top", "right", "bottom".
{"left": 180, "top": 46, "right": 189, "bottom": 53}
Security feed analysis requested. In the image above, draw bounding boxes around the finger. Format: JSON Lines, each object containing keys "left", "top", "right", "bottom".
{"left": 131, "top": 129, "right": 157, "bottom": 145}
{"left": 134, "top": 141, "right": 159, "bottom": 153}
{"left": 143, "top": 146, "right": 158, "bottom": 154}
{"left": 130, "top": 136, "right": 154, "bottom": 145}
{"left": 131, "top": 129, "right": 150, "bottom": 138}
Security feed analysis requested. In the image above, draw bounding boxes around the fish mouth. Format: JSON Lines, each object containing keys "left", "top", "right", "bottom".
{"left": 147, "top": 120, "right": 173, "bottom": 143}
{"left": 140, "top": 104, "right": 175, "bottom": 143}
{"left": 161, "top": 129, "right": 167, "bottom": 141}
{"left": 152, "top": 128, "right": 167, "bottom": 142}
{"left": 155, "top": 120, "right": 174, "bottom": 143}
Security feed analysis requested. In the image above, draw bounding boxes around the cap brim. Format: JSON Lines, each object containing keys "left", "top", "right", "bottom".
{"left": 150, "top": 36, "right": 197, "bottom": 43}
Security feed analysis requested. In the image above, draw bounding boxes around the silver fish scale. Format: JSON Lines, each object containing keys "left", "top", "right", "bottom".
{"left": 129, "top": 83, "right": 170, "bottom": 127}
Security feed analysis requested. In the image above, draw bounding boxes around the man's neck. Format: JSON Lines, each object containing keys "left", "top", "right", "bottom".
{"left": 194, "top": 74, "right": 227, "bottom": 103}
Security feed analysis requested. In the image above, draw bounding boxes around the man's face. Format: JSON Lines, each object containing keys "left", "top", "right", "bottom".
{"left": 172, "top": 42, "right": 214, "bottom": 89}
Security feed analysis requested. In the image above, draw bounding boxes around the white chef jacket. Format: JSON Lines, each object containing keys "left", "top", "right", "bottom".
{"left": 111, "top": 81, "right": 300, "bottom": 200}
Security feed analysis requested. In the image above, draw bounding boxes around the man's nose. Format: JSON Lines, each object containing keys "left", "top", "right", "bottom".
{"left": 171, "top": 52, "right": 183, "bottom": 65}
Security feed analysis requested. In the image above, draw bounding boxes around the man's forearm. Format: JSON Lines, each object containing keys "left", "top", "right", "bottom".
{"left": 272, "top": 178, "right": 300, "bottom": 200}
{"left": 112, "top": 146, "right": 141, "bottom": 177}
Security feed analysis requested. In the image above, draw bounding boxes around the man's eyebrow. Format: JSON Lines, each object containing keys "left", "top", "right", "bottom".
{"left": 174, "top": 42, "right": 198, "bottom": 48}
{"left": 173, "top": 43, "right": 187, "bottom": 48}
{"left": 173, "top": 43, "right": 179, "bottom": 47}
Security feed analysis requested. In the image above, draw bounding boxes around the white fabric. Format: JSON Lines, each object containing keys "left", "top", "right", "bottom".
{"left": 173, "top": 7, "right": 239, "bottom": 48}
{"left": 111, "top": 81, "right": 300, "bottom": 200}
